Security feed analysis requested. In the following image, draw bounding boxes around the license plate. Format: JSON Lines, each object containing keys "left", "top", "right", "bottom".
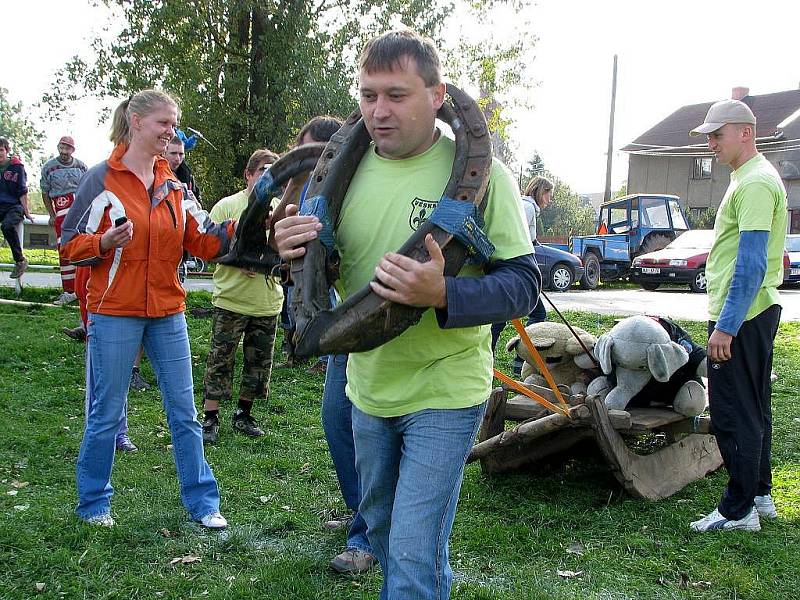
{"left": 641, "top": 267, "right": 660, "bottom": 274}
{"left": 791, "top": 268, "right": 800, "bottom": 275}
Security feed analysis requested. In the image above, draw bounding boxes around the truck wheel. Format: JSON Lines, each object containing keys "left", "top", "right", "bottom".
{"left": 689, "top": 268, "right": 707, "bottom": 293}
{"left": 549, "top": 263, "right": 573, "bottom": 292}
{"left": 640, "top": 281, "right": 660, "bottom": 291}
{"left": 579, "top": 254, "right": 600, "bottom": 289}
{"left": 639, "top": 232, "right": 673, "bottom": 254}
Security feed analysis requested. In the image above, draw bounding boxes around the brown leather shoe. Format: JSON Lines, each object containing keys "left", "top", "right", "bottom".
{"left": 62, "top": 326, "right": 87, "bottom": 342}
{"left": 330, "top": 548, "right": 376, "bottom": 576}
{"left": 306, "top": 361, "right": 327, "bottom": 375}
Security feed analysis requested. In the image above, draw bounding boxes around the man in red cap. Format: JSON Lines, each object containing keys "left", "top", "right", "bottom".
{"left": 41, "top": 136, "right": 88, "bottom": 305}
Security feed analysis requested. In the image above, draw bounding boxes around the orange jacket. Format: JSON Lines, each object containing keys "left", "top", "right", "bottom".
{"left": 61, "top": 144, "right": 235, "bottom": 317}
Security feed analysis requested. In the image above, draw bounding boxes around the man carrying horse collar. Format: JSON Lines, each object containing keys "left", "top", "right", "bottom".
{"left": 275, "top": 29, "right": 540, "bottom": 599}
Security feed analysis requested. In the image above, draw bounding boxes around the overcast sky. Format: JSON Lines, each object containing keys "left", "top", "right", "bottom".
{"left": 5, "top": 0, "right": 800, "bottom": 194}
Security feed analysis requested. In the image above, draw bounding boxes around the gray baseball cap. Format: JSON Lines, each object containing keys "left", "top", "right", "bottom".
{"left": 690, "top": 99, "right": 756, "bottom": 136}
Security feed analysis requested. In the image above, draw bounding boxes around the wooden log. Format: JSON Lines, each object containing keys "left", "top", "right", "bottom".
{"left": 587, "top": 396, "right": 723, "bottom": 500}
{"left": 476, "top": 429, "right": 595, "bottom": 474}
{"left": 468, "top": 404, "right": 590, "bottom": 463}
{"left": 505, "top": 396, "right": 549, "bottom": 421}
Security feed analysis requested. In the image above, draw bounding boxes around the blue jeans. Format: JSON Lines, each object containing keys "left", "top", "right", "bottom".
{"left": 76, "top": 312, "right": 220, "bottom": 521}
{"left": 353, "top": 402, "right": 486, "bottom": 600}
{"left": 85, "top": 345, "right": 128, "bottom": 440}
{"left": 322, "top": 354, "right": 371, "bottom": 554}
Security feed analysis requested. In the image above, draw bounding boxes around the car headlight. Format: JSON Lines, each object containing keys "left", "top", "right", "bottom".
{"left": 669, "top": 259, "right": 687, "bottom": 267}
{"left": 632, "top": 258, "right": 641, "bottom": 267}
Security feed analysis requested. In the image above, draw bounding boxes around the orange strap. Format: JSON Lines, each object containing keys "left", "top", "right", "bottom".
{"left": 493, "top": 318, "right": 571, "bottom": 417}
{"left": 492, "top": 368, "right": 569, "bottom": 417}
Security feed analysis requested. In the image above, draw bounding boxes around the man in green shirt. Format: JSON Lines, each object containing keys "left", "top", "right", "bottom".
{"left": 201, "top": 149, "right": 283, "bottom": 444}
{"left": 275, "top": 29, "right": 540, "bottom": 599}
{"left": 688, "top": 99, "right": 787, "bottom": 533}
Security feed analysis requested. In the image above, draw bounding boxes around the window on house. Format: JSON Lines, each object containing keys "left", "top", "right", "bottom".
{"left": 693, "top": 157, "right": 712, "bottom": 179}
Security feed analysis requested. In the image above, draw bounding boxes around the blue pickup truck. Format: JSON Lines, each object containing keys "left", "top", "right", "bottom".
{"left": 570, "top": 194, "right": 690, "bottom": 288}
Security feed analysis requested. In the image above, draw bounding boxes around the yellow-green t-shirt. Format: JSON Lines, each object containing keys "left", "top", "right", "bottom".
{"left": 338, "top": 134, "right": 532, "bottom": 417}
{"left": 209, "top": 190, "right": 284, "bottom": 317}
{"left": 707, "top": 154, "right": 787, "bottom": 321}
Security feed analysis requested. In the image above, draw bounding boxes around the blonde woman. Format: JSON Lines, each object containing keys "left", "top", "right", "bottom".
{"left": 61, "top": 90, "right": 235, "bottom": 528}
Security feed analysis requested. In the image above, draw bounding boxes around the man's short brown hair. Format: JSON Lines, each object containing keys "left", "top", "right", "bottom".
{"left": 245, "top": 149, "right": 279, "bottom": 174}
{"left": 359, "top": 29, "right": 442, "bottom": 87}
{"left": 0, "top": 137, "right": 10, "bottom": 151}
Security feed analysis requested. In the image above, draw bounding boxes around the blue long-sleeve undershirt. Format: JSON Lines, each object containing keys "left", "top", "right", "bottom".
{"left": 715, "top": 230, "right": 769, "bottom": 335}
{"left": 435, "top": 253, "right": 541, "bottom": 328}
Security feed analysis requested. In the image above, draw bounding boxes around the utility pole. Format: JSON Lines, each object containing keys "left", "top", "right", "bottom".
{"left": 603, "top": 55, "right": 618, "bottom": 203}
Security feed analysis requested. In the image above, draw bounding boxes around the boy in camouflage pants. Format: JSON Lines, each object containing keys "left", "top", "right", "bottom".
{"left": 202, "top": 149, "right": 282, "bottom": 443}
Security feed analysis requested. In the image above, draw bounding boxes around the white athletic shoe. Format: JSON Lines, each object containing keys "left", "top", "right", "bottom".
{"left": 199, "top": 511, "right": 228, "bottom": 529}
{"left": 690, "top": 507, "right": 760, "bottom": 532}
{"left": 85, "top": 513, "right": 115, "bottom": 527}
{"left": 754, "top": 494, "right": 777, "bottom": 519}
{"left": 53, "top": 291, "right": 78, "bottom": 305}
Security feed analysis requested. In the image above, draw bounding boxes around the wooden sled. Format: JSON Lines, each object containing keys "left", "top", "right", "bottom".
{"left": 468, "top": 386, "right": 723, "bottom": 501}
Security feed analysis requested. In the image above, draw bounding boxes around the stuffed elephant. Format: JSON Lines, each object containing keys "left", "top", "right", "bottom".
{"left": 506, "top": 321, "right": 599, "bottom": 396}
{"left": 586, "top": 315, "right": 706, "bottom": 416}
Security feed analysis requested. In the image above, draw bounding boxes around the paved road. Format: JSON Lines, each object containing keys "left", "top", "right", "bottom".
{"left": 4, "top": 270, "right": 800, "bottom": 321}
{"left": 544, "top": 285, "right": 800, "bottom": 322}
{"left": 0, "top": 270, "right": 215, "bottom": 294}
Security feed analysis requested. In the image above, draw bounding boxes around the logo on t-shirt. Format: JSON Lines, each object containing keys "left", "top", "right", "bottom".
{"left": 409, "top": 197, "right": 437, "bottom": 230}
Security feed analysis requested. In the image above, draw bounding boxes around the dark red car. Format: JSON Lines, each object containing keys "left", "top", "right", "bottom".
{"left": 633, "top": 229, "right": 791, "bottom": 293}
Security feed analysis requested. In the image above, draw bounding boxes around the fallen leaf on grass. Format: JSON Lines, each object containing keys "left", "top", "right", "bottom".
{"left": 566, "top": 542, "right": 585, "bottom": 556}
{"left": 35, "top": 583, "right": 45, "bottom": 592}
{"left": 152, "top": 465, "right": 163, "bottom": 471}
{"left": 556, "top": 570, "right": 583, "bottom": 578}
{"left": 159, "top": 528, "right": 172, "bottom": 538}
{"left": 299, "top": 462, "right": 311, "bottom": 474}
{"left": 259, "top": 496, "right": 271, "bottom": 504}
{"left": 7, "top": 490, "right": 18, "bottom": 496}
{"left": 13, "top": 504, "right": 29, "bottom": 511}
{"left": 169, "top": 555, "right": 202, "bottom": 566}
{"left": 11, "top": 481, "right": 29, "bottom": 489}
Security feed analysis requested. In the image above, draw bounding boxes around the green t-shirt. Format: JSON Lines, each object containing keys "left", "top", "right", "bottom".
{"left": 338, "top": 134, "right": 533, "bottom": 417}
{"left": 209, "top": 189, "right": 284, "bottom": 317}
{"left": 707, "top": 154, "right": 787, "bottom": 321}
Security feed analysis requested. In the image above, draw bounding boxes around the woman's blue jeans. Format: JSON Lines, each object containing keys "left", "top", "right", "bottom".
{"left": 85, "top": 345, "right": 128, "bottom": 440}
{"left": 322, "top": 354, "right": 371, "bottom": 554}
{"left": 76, "top": 312, "right": 220, "bottom": 521}
{"left": 353, "top": 402, "right": 486, "bottom": 600}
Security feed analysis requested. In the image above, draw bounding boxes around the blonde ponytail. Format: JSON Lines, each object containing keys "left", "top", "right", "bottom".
{"left": 108, "top": 90, "right": 181, "bottom": 145}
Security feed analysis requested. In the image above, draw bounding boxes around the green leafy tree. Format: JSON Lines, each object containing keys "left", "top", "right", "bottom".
{"left": 43, "top": 1, "right": 452, "bottom": 203}
{"left": 45, "top": 1, "right": 533, "bottom": 204}
{"left": 536, "top": 173, "right": 596, "bottom": 238}
{"left": 0, "top": 87, "right": 42, "bottom": 165}
{"left": 686, "top": 207, "right": 716, "bottom": 229}
{"left": 518, "top": 151, "right": 545, "bottom": 189}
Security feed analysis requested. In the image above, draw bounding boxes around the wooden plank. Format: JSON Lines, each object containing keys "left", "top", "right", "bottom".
{"left": 626, "top": 407, "right": 687, "bottom": 431}
{"left": 588, "top": 397, "right": 723, "bottom": 500}
{"left": 478, "top": 388, "right": 507, "bottom": 444}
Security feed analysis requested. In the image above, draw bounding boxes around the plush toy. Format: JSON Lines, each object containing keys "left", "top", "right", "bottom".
{"left": 505, "top": 321, "right": 599, "bottom": 396}
{"left": 586, "top": 315, "right": 707, "bottom": 416}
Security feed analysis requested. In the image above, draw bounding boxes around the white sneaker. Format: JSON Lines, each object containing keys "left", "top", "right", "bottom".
{"left": 754, "top": 494, "right": 777, "bottom": 519}
{"left": 54, "top": 291, "right": 78, "bottom": 305}
{"left": 85, "top": 513, "right": 115, "bottom": 527}
{"left": 200, "top": 511, "right": 228, "bottom": 529}
{"left": 690, "top": 507, "right": 760, "bottom": 532}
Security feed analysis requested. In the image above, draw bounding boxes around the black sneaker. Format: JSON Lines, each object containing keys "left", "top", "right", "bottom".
{"left": 129, "top": 367, "right": 153, "bottom": 392}
{"left": 202, "top": 417, "right": 219, "bottom": 444}
{"left": 232, "top": 411, "right": 265, "bottom": 438}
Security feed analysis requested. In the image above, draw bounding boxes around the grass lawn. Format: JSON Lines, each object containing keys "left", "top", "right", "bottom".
{"left": 1, "top": 288, "right": 798, "bottom": 599}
